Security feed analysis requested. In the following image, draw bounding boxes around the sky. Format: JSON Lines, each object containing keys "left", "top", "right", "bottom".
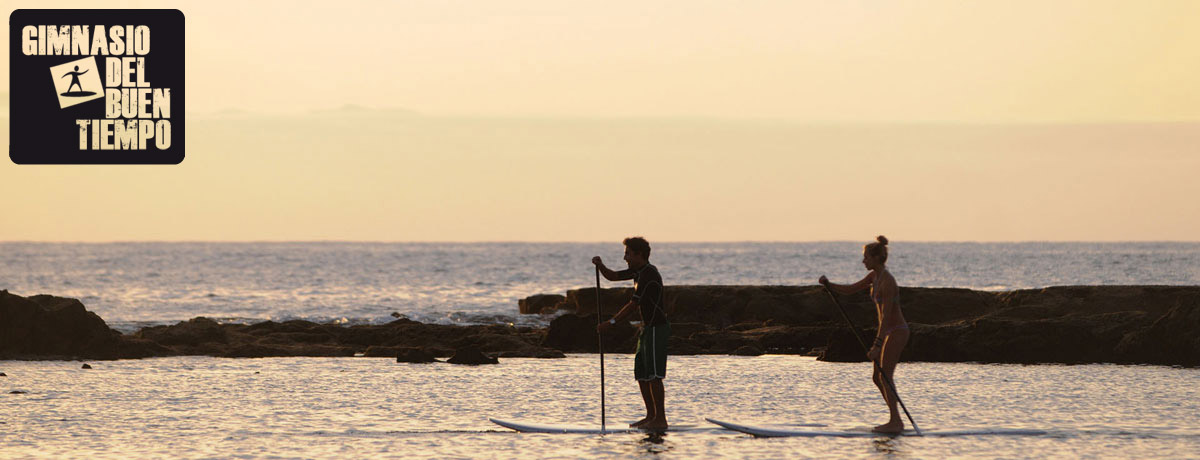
{"left": 1, "top": 0, "right": 1198, "bottom": 241}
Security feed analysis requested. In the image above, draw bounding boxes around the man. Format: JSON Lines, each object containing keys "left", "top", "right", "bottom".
{"left": 593, "top": 236, "right": 670, "bottom": 430}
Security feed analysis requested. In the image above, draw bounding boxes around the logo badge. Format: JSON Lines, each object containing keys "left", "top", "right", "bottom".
{"left": 9, "top": 10, "right": 185, "bottom": 164}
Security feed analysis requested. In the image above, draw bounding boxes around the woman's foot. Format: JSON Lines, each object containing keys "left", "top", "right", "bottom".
{"left": 640, "top": 417, "right": 668, "bottom": 431}
{"left": 872, "top": 420, "right": 904, "bottom": 433}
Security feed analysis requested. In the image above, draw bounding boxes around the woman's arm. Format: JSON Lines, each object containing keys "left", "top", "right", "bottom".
{"left": 819, "top": 272, "right": 874, "bottom": 295}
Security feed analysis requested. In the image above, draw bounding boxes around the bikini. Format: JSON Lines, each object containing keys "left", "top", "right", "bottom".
{"left": 873, "top": 272, "right": 909, "bottom": 338}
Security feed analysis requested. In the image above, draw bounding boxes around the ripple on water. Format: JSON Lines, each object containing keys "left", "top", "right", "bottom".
{"left": 0, "top": 356, "right": 1198, "bottom": 458}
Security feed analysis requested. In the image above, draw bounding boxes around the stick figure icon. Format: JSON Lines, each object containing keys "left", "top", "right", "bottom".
{"left": 62, "top": 66, "right": 89, "bottom": 94}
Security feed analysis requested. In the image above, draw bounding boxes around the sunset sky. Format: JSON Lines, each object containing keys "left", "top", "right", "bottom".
{"left": 2, "top": 0, "right": 1198, "bottom": 241}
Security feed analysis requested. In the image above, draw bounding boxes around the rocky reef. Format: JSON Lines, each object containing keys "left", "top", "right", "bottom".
{"left": 0, "top": 290, "right": 562, "bottom": 361}
{"left": 2, "top": 285, "right": 1197, "bottom": 366}
{"left": 533, "top": 285, "right": 1200, "bottom": 366}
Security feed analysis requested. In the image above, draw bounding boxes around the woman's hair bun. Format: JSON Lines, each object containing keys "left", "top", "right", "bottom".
{"left": 876, "top": 235, "right": 889, "bottom": 246}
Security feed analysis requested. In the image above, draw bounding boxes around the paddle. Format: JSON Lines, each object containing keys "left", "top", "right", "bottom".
{"left": 596, "top": 266, "right": 607, "bottom": 434}
{"left": 820, "top": 283, "right": 921, "bottom": 435}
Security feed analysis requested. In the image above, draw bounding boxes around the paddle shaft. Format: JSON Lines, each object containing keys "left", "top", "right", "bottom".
{"left": 821, "top": 285, "right": 921, "bottom": 435}
{"left": 596, "top": 267, "right": 606, "bottom": 434}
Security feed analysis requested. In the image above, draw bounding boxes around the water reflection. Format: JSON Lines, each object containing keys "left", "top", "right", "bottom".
{"left": 872, "top": 437, "right": 904, "bottom": 455}
{"left": 638, "top": 431, "right": 671, "bottom": 455}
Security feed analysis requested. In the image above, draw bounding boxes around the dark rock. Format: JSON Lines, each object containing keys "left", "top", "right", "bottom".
{"left": 135, "top": 317, "right": 227, "bottom": 346}
{"left": 465, "top": 333, "right": 566, "bottom": 358}
{"left": 1115, "top": 302, "right": 1200, "bottom": 366}
{"left": 498, "top": 348, "right": 566, "bottom": 359}
{"left": 564, "top": 288, "right": 633, "bottom": 316}
{"left": 221, "top": 343, "right": 291, "bottom": 358}
{"left": 518, "top": 294, "right": 566, "bottom": 314}
{"left": 667, "top": 322, "right": 712, "bottom": 339}
{"left": 116, "top": 337, "right": 172, "bottom": 359}
{"left": 731, "top": 345, "right": 763, "bottom": 356}
{"left": 0, "top": 291, "right": 121, "bottom": 359}
{"left": 688, "top": 330, "right": 759, "bottom": 354}
{"left": 817, "top": 329, "right": 871, "bottom": 363}
{"left": 364, "top": 346, "right": 401, "bottom": 357}
{"left": 726, "top": 322, "right": 768, "bottom": 332}
{"left": 0, "top": 372, "right": 6, "bottom": 377}
{"left": 542, "top": 314, "right": 596, "bottom": 352}
{"left": 446, "top": 346, "right": 498, "bottom": 365}
{"left": 6, "top": 285, "right": 1200, "bottom": 365}
{"left": 9, "top": 390, "right": 26, "bottom": 394}
{"left": 81, "top": 363, "right": 92, "bottom": 369}
{"left": 396, "top": 347, "right": 438, "bottom": 363}
{"left": 543, "top": 313, "right": 637, "bottom": 353}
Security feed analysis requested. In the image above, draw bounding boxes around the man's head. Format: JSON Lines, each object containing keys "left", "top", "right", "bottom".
{"left": 622, "top": 236, "right": 651, "bottom": 268}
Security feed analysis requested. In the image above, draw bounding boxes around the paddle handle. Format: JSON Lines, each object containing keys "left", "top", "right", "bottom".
{"left": 596, "top": 266, "right": 606, "bottom": 434}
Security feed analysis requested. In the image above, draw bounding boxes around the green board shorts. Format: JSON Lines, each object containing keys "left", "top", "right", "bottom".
{"left": 634, "top": 323, "right": 671, "bottom": 381}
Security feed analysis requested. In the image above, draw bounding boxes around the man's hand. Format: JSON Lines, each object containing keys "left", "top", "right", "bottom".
{"left": 597, "top": 320, "right": 613, "bottom": 333}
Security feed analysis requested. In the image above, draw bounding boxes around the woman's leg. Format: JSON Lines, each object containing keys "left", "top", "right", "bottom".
{"left": 873, "top": 328, "right": 910, "bottom": 433}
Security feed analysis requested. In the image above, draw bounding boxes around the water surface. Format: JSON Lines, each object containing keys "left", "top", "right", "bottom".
{"left": 2, "top": 355, "right": 1196, "bottom": 458}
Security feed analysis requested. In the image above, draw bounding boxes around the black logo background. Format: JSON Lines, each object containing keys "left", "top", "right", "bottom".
{"left": 9, "top": 9, "right": 185, "bottom": 164}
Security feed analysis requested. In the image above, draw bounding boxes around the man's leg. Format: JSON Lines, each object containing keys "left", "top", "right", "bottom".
{"left": 631, "top": 380, "right": 654, "bottom": 427}
{"left": 641, "top": 323, "right": 669, "bottom": 430}
{"left": 643, "top": 378, "right": 666, "bottom": 429}
{"left": 631, "top": 328, "right": 654, "bottom": 427}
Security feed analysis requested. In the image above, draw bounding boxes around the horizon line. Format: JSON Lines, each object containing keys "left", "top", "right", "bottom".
{"left": 1, "top": 239, "right": 1197, "bottom": 244}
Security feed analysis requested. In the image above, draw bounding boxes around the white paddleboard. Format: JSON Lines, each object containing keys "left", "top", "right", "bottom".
{"left": 490, "top": 418, "right": 697, "bottom": 434}
{"left": 706, "top": 418, "right": 1046, "bottom": 438}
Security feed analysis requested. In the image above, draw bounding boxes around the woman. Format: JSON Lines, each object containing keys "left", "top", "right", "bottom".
{"left": 819, "top": 235, "right": 909, "bottom": 433}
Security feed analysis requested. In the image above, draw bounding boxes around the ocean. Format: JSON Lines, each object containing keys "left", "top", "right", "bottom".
{"left": 2, "top": 242, "right": 1199, "bottom": 458}
{"left": 1, "top": 242, "right": 1197, "bottom": 332}
{"left": 2, "top": 355, "right": 1197, "bottom": 458}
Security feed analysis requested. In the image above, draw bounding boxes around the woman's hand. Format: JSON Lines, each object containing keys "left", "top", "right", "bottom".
{"left": 867, "top": 345, "right": 881, "bottom": 362}
{"left": 818, "top": 275, "right": 829, "bottom": 286}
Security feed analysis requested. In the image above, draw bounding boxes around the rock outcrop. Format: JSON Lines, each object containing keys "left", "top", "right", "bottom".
{"left": 3, "top": 285, "right": 1198, "bottom": 366}
{"left": 446, "top": 347, "right": 499, "bottom": 365}
{"left": 0, "top": 291, "right": 564, "bottom": 360}
{"left": 0, "top": 290, "right": 121, "bottom": 359}
{"left": 532, "top": 285, "right": 1200, "bottom": 366}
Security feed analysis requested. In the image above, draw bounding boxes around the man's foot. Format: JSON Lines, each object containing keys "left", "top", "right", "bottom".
{"left": 629, "top": 417, "right": 649, "bottom": 428}
{"left": 640, "top": 418, "right": 668, "bottom": 431}
{"left": 872, "top": 421, "right": 904, "bottom": 434}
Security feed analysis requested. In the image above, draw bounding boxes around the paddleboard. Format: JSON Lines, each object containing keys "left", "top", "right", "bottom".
{"left": 706, "top": 418, "right": 1046, "bottom": 438}
{"left": 490, "top": 418, "right": 698, "bottom": 434}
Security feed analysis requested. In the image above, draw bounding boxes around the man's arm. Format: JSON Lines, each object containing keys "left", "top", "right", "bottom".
{"left": 592, "top": 257, "right": 634, "bottom": 281}
{"left": 597, "top": 300, "right": 638, "bottom": 332}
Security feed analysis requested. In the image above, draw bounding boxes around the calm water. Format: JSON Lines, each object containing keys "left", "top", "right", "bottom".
{"left": 1, "top": 242, "right": 1197, "bottom": 333}
{"left": 1, "top": 355, "right": 1197, "bottom": 459}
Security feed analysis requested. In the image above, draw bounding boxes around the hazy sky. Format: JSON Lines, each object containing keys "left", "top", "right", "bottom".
{"left": 2, "top": 1, "right": 1198, "bottom": 241}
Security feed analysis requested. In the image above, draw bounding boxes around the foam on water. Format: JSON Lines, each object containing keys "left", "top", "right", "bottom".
{"left": 1, "top": 242, "right": 1197, "bottom": 332}
{"left": 1, "top": 356, "right": 1197, "bottom": 458}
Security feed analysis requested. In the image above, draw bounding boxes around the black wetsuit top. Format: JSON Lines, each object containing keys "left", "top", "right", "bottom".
{"left": 614, "top": 263, "right": 667, "bottom": 327}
